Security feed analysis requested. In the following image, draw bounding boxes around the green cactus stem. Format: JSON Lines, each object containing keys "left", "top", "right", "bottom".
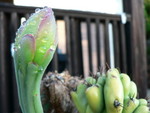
{"left": 12, "top": 7, "right": 57, "bottom": 113}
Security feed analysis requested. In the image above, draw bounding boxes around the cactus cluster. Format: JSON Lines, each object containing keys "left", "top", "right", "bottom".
{"left": 71, "top": 68, "right": 150, "bottom": 113}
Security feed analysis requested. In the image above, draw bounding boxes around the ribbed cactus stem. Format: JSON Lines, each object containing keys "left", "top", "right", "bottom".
{"left": 12, "top": 7, "right": 57, "bottom": 113}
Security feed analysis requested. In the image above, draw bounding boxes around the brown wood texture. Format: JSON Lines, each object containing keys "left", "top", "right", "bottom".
{"left": 119, "top": 22, "right": 127, "bottom": 73}
{"left": 0, "top": 0, "right": 13, "bottom": 3}
{"left": 95, "top": 19, "right": 101, "bottom": 68}
{"left": 123, "top": 0, "right": 147, "bottom": 98}
{"left": 0, "top": 12, "right": 12, "bottom": 113}
{"left": 86, "top": 18, "right": 93, "bottom": 72}
{"left": 64, "top": 16, "right": 73, "bottom": 74}
{"left": 70, "top": 18, "right": 83, "bottom": 76}
{"left": 112, "top": 21, "right": 120, "bottom": 68}
{"left": 104, "top": 19, "right": 110, "bottom": 67}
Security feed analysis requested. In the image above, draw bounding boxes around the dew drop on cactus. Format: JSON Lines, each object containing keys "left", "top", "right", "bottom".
{"left": 17, "top": 45, "right": 21, "bottom": 49}
{"left": 39, "top": 66, "right": 44, "bottom": 72}
{"left": 22, "top": 21, "right": 26, "bottom": 25}
{"left": 42, "top": 46, "right": 47, "bottom": 50}
{"left": 35, "top": 8, "right": 41, "bottom": 13}
{"left": 16, "top": 26, "right": 24, "bottom": 36}
{"left": 44, "top": 6, "right": 48, "bottom": 8}
{"left": 30, "top": 13, "right": 34, "bottom": 16}
{"left": 50, "top": 45, "right": 56, "bottom": 51}
{"left": 39, "top": 47, "right": 46, "bottom": 53}
{"left": 30, "top": 21, "right": 36, "bottom": 25}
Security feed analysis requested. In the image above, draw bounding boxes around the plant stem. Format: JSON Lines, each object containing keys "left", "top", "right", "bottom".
{"left": 15, "top": 63, "right": 44, "bottom": 113}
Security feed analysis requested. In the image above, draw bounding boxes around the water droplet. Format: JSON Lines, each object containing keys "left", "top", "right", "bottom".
{"left": 29, "top": 21, "right": 36, "bottom": 25}
{"left": 11, "top": 43, "right": 15, "bottom": 57}
{"left": 30, "top": 13, "right": 34, "bottom": 17}
{"left": 41, "top": 46, "right": 47, "bottom": 50}
{"left": 14, "top": 47, "right": 17, "bottom": 51}
{"left": 16, "top": 31, "right": 18, "bottom": 36}
{"left": 43, "top": 6, "right": 52, "bottom": 13}
{"left": 39, "top": 48, "right": 45, "bottom": 53}
{"left": 35, "top": 8, "right": 41, "bottom": 13}
{"left": 33, "top": 70, "right": 38, "bottom": 74}
{"left": 39, "top": 67, "right": 44, "bottom": 72}
{"left": 22, "top": 21, "right": 26, "bottom": 25}
{"left": 50, "top": 45, "right": 56, "bottom": 51}
{"left": 21, "top": 17, "right": 26, "bottom": 26}
{"left": 15, "top": 38, "right": 19, "bottom": 42}
{"left": 44, "top": 31, "right": 48, "bottom": 34}
{"left": 16, "top": 25, "right": 24, "bottom": 36}
{"left": 43, "top": 46, "right": 47, "bottom": 50}
{"left": 39, "top": 46, "right": 47, "bottom": 54}
{"left": 12, "top": 46, "right": 17, "bottom": 52}
{"left": 41, "top": 39, "right": 47, "bottom": 43}
{"left": 44, "top": 6, "right": 48, "bottom": 9}
{"left": 15, "top": 43, "right": 21, "bottom": 50}
{"left": 16, "top": 29, "right": 20, "bottom": 36}
{"left": 18, "top": 45, "right": 21, "bottom": 49}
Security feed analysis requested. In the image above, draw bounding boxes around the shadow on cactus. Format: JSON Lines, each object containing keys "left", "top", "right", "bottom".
{"left": 12, "top": 7, "right": 57, "bottom": 113}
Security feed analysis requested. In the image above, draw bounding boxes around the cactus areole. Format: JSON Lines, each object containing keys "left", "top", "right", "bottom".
{"left": 12, "top": 7, "right": 57, "bottom": 113}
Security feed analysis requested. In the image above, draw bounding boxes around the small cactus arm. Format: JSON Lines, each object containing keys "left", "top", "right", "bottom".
{"left": 12, "top": 7, "right": 57, "bottom": 113}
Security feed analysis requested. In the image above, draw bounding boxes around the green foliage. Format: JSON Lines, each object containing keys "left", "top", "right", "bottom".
{"left": 144, "top": 0, "right": 150, "bottom": 39}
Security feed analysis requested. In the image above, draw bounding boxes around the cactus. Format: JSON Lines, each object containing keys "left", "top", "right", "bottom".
{"left": 71, "top": 68, "right": 150, "bottom": 113}
{"left": 12, "top": 7, "right": 57, "bottom": 113}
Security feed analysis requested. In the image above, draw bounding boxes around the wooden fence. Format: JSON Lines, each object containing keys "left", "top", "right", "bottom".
{"left": 0, "top": 2, "right": 147, "bottom": 113}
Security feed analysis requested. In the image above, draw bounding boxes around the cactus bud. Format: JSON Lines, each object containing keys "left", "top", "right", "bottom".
{"left": 13, "top": 7, "right": 57, "bottom": 113}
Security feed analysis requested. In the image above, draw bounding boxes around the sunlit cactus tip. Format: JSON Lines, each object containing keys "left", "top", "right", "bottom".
{"left": 12, "top": 7, "right": 57, "bottom": 113}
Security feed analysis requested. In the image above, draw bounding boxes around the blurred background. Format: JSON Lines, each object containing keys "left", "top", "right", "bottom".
{"left": 14, "top": 0, "right": 123, "bottom": 14}
{"left": 0, "top": 0, "right": 149, "bottom": 113}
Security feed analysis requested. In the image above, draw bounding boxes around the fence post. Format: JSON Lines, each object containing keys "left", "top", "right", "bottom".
{"left": 123, "top": 0, "right": 147, "bottom": 97}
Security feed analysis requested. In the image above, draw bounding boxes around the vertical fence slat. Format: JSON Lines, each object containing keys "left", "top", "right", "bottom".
{"left": 64, "top": 16, "right": 73, "bottom": 74}
{"left": 70, "top": 18, "right": 77, "bottom": 75}
{"left": 112, "top": 21, "right": 120, "bottom": 68}
{"left": 96, "top": 19, "right": 101, "bottom": 68}
{"left": 124, "top": 0, "right": 147, "bottom": 97}
{"left": 76, "top": 19, "right": 83, "bottom": 76}
{"left": 104, "top": 19, "right": 110, "bottom": 67}
{"left": 81, "top": 22, "right": 90, "bottom": 77}
{"left": 99, "top": 22, "right": 106, "bottom": 68}
{"left": 70, "top": 18, "right": 83, "bottom": 76}
{"left": 0, "top": 11, "right": 4, "bottom": 113}
{"left": 52, "top": 50, "right": 59, "bottom": 71}
{"left": 119, "top": 22, "right": 127, "bottom": 73}
{"left": 125, "top": 22, "right": 132, "bottom": 75}
{"left": 86, "top": 18, "right": 93, "bottom": 73}
{"left": 0, "top": 12, "right": 11, "bottom": 113}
